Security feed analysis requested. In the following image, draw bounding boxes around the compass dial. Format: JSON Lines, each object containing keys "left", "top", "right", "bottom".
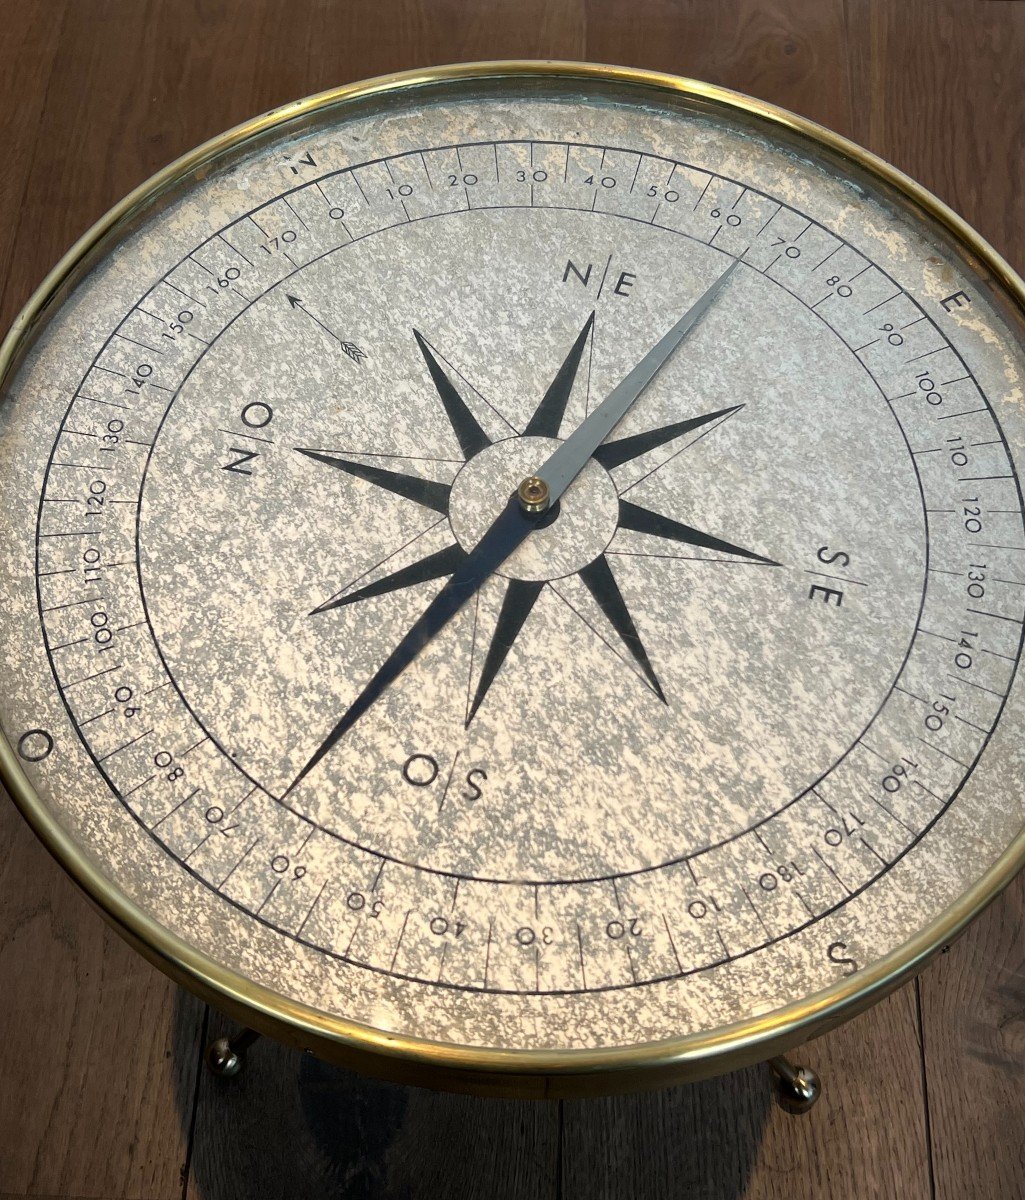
{"left": 3, "top": 65, "right": 1025, "bottom": 1091}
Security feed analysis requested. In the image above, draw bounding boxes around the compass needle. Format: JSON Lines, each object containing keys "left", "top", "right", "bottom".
{"left": 291, "top": 497, "right": 534, "bottom": 791}
{"left": 5, "top": 64, "right": 1025, "bottom": 1097}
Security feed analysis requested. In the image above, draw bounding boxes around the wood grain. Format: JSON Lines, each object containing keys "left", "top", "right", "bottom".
{"left": 844, "top": 6, "right": 1025, "bottom": 1195}
{"left": 0, "top": 0, "right": 587, "bottom": 335}
{"left": 0, "top": 1, "right": 68, "bottom": 326}
{"left": 917, "top": 879, "right": 1025, "bottom": 1199}
{"left": 844, "top": 0, "right": 1025, "bottom": 268}
{"left": 0, "top": 792, "right": 206, "bottom": 1197}
{"left": 187, "top": 1010, "right": 559, "bottom": 1200}
{"left": 583, "top": 0, "right": 853, "bottom": 134}
{"left": 1, "top": 1, "right": 1024, "bottom": 1197}
{"left": 561, "top": 990, "right": 930, "bottom": 1200}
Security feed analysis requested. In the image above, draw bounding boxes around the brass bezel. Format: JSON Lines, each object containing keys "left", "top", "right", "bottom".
{"left": 3, "top": 60, "right": 1025, "bottom": 1099}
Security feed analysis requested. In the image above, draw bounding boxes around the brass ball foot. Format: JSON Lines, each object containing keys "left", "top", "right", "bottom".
{"left": 204, "top": 1028, "right": 260, "bottom": 1077}
{"left": 205, "top": 1036, "right": 244, "bottom": 1077}
{"left": 768, "top": 1056, "right": 821, "bottom": 1115}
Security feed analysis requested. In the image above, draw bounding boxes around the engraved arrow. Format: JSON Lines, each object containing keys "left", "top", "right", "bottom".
{"left": 286, "top": 294, "right": 366, "bottom": 364}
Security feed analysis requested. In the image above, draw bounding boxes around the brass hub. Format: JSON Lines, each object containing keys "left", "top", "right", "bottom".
{"left": 517, "top": 475, "right": 550, "bottom": 514}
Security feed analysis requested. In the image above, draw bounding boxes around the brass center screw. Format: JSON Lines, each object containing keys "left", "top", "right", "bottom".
{"left": 517, "top": 475, "right": 550, "bottom": 514}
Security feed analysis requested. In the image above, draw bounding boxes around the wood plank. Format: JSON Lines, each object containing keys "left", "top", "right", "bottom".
{"left": 845, "top": 5, "right": 1025, "bottom": 1196}
{"left": 844, "top": 0, "right": 1025, "bottom": 267}
{"left": 0, "top": 0, "right": 161, "bottom": 330}
{"left": 917, "top": 878, "right": 1025, "bottom": 1199}
{"left": 0, "top": 3, "right": 292, "bottom": 1194}
{"left": 0, "top": 790, "right": 206, "bottom": 1197}
{"left": 0, "top": 2, "right": 68, "bottom": 328}
{"left": 186, "top": 1009, "right": 559, "bottom": 1200}
{"left": 562, "top": 989, "right": 931, "bottom": 1200}
{"left": 272, "top": 0, "right": 588, "bottom": 85}
{"left": 583, "top": 0, "right": 853, "bottom": 134}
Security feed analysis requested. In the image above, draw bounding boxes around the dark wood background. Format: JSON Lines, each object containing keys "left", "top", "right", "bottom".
{"left": 2, "top": 2, "right": 1025, "bottom": 1197}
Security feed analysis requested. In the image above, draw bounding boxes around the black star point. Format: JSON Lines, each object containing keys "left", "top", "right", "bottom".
{"left": 412, "top": 329, "right": 492, "bottom": 460}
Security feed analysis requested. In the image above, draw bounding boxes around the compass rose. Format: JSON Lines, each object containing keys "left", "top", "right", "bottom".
{"left": 294, "top": 265, "right": 778, "bottom": 788}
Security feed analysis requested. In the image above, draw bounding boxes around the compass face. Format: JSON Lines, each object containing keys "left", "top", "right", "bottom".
{"left": 3, "top": 66, "right": 1025, "bottom": 1081}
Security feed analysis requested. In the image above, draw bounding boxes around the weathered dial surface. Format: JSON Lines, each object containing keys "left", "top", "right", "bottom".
{"left": 3, "top": 69, "right": 1025, "bottom": 1060}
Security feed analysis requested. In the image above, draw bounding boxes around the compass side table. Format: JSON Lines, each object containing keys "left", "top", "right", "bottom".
{"left": 2, "top": 4, "right": 1025, "bottom": 1195}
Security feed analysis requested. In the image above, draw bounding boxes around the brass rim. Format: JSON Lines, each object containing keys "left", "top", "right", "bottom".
{"left": 3, "top": 59, "right": 1025, "bottom": 1097}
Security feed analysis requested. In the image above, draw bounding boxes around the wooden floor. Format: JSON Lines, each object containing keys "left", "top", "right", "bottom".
{"left": 2, "top": 1, "right": 1025, "bottom": 1196}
